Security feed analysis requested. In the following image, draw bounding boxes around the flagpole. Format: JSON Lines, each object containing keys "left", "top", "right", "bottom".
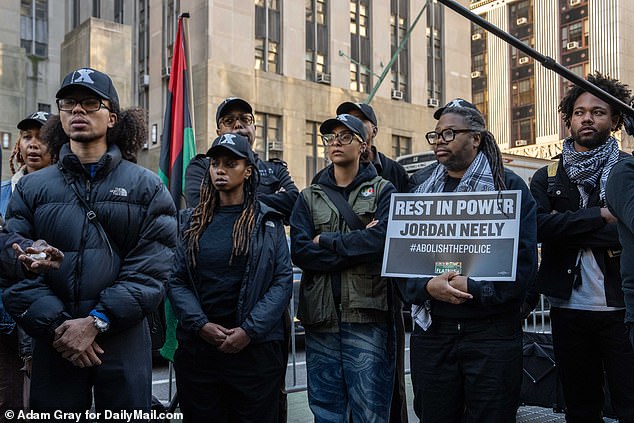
{"left": 180, "top": 13, "right": 196, "bottom": 145}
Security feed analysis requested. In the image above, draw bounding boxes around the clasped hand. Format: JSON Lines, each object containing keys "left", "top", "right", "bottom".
{"left": 52, "top": 317, "right": 103, "bottom": 368}
{"left": 199, "top": 323, "right": 251, "bottom": 353}
{"left": 426, "top": 271, "right": 473, "bottom": 304}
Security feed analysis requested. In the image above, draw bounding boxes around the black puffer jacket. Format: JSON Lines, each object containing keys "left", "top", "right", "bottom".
{"left": 3, "top": 143, "right": 177, "bottom": 340}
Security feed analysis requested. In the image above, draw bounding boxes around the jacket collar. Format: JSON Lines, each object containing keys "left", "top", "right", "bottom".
{"left": 58, "top": 142, "right": 122, "bottom": 180}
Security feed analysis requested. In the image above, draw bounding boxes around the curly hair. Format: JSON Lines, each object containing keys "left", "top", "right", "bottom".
{"left": 43, "top": 102, "right": 147, "bottom": 163}
{"left": 441, "top": 108, "right": 507, "bottom": 190}
{"left": 559, "top": 71, "right": 632, "bottom": 130}
{"left": 184, "top": 159, "right": 260, "bottom": 268}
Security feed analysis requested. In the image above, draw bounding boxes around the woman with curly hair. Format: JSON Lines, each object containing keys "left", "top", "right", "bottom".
{"left": 168, "top": 133, "right": 292, "bottom": 423}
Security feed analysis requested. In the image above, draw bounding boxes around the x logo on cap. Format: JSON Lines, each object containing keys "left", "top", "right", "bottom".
{"left": 71, "top": 69, "right": 95, "bottom": 84}
{"left": 30, "top": 112, "right": 48, "bottom": 120}
{"left": 219, "top": 134, "right": 237, "bottom": 145}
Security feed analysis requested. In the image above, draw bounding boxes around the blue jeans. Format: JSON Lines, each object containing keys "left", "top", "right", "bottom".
{"left": 305, "top": 322, "right": 395, "bottom": 423}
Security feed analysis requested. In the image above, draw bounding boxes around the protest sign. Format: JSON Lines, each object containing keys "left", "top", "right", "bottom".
{"left": 381, "top": 191, "right": 521, "bottom": 281}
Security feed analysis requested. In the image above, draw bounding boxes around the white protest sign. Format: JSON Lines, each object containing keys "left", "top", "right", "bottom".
{"left": 381, "top": 191, "right": 521, "bottom": 281}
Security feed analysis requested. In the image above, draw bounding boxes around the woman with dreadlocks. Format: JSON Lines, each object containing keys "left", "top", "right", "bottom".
{"left": 401, "top": 99, "right": 537, "bottom": 423}
{"left": 168, "top": 133, "right": 292, "bottom": 423}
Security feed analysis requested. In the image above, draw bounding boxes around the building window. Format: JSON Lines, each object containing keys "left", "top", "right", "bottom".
{"left": 390, "top": 0, "right": 409, "bottom": 100}
{"left": 392, "top": 135, "right": 411, "bottom": 158}
{"left": 163, "top": 0, "right": 179, "bottom": 75}
{"left": 20, "top": 0, "right": 48, "bottom": 57}
{"left": 511, "top": 117, "right": 534, "bottom": 147}
{"left": 255, "top": 0, "right": 281, "bottom": 74}
{"left": 306, "top": 0, "right": 329, "bottom": 81}
{"left": 305, "top": 121, "right": 327, "bottom": 183}
{"left": 350, "top": 0, "right": 371, "bottom": 93}
{"left": 426, "top": 1, "right": 443, "bottom": 101}
{"left": 92, "top": 0, "right": 100, "bottom": 18}
{"left": 138, "top": 0, "right": 149, "bottom": 113}
{"left": 255, "top": 113, "right": 283, "bottom": 161}
{"left": 37, "top": 103, "right": 51, "bottom": 113}
{"left": 114, "top": 0, "right": 124, "bottom": 23}
{"left": 511, "top": 78, "right": 533, "bottom": 108}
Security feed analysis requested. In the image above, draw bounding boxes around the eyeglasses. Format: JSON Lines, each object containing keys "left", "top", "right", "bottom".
{"left": 425, "top": 128, "right": 475, "bottom": 145}
{"left": 57, "top": 98, "right": 111, "bottom": 112}
{"left": 219, "top": 114, "right": 255, "bottom": 127}
{"left": 320, "top": 132, "right": 361, "bottom": 146}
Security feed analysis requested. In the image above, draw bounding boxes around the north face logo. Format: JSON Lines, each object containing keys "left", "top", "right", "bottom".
{"left": 219, "top": 134, "right": 237, "bottom": 145}
{"left": 71, "top": 69, "right": 95, "bottom": 84}
{"left": 109, "top": 187, "right": 128, "bottom": 197}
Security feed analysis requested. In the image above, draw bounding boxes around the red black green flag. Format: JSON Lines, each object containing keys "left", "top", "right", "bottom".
{"left": 158, "top": 14, "right": 195, "bottom": 209}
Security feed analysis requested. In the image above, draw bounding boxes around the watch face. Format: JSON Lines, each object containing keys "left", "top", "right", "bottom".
{"left": 94, "top": 317, "right": 109, "bottom": 331}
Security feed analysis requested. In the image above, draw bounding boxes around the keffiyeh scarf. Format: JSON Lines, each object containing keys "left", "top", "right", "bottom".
{"left": 561, "top": 136, "right": 620, "bottom": 208}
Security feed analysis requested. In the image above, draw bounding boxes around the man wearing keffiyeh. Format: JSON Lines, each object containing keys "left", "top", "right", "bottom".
{"left": 530, "top": 72, "right": 634, "bottom": 422}
{"left": 400, "top": 99, "right": 538, "bottom": 423}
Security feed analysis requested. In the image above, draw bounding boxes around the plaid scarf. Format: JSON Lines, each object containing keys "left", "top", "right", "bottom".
{"left": 411, "top": 151, "right": 495, "bottom": 330}
{"left": 414, "top": 151, "right": 496, "bottom": 194}
{"left": 561, "top": 136, "right": 620, "bottom": 208}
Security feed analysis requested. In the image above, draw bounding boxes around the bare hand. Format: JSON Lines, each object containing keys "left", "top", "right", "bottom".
{"left": 448, "top": 275, "right": 469, "bottom": 293}
{"left": 217, "top": 327, "right": 251, "bottom": 354}
{"left": 199, "top": 323, "right": 234, "bottom": 346}
{"left": 365, "top": 219, "right": 378, "bottom": 229}
{"left": 600, "top": 207, "right": 618, "bottom": 224}
{"left": 52, "top": 317, "right": 99, "bottom": 356}
{"left": 69, "top": 341, "right": 104, "bottom": 368}
{"left": 13, "top": 240, "right": 64, "bottom": 272}
{"left": 426, "top": 272, "right": 473, "bottom": 304}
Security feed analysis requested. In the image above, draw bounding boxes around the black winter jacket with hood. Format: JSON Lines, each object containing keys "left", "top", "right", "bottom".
{"left": 3, "top": 143, "right": 177, "bottom": 340}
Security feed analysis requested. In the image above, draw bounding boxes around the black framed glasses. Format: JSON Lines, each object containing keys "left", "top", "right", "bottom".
{"left": 320, "top": 132, "right": 361, "bottom": 146}
{"left": 219, "top": 114, "right": 255, "bottom": 127}
{"left": 57, "top": 98, "right": 111, "bottom": 112}
{"left": 425, "top": 128, "right": 475, "bottom": 145}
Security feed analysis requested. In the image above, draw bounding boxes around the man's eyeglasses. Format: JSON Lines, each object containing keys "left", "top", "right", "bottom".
{"left": 320, "top": 132, "right": 361, "bottom": 146}
{"left": 425, "top": 128, "right": 475, "bottom": 145}
{"left": 219, "top": 114, "right": 255, "bottom": 127}
{"left": 57, "top": 98, "right": 111, "bottom": 112}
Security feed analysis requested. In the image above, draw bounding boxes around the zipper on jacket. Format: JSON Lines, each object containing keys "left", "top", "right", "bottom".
{"left": 73, "top": 178, "right": 91, "bottom": 314}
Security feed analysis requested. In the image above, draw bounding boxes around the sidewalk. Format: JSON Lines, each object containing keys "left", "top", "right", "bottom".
{"left": 287, "top": 374, "right": 617, "bottom": 423}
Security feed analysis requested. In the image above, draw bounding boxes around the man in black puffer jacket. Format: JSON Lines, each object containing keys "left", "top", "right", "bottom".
{"left": 2, "top": 68, "right": 177, "bottom": 418}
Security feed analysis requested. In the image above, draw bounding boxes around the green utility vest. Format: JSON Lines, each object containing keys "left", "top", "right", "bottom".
{"left": 298, "top": 176, "right": 391, "bottom": 332}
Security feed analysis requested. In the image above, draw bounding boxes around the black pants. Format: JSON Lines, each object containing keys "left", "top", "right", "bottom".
{"left": 175, "top": 339, "right": 285, "bottom": 423}
{"left": 551, "top": 308, "right": 634, "bottom": 423}
{"left": 30, "top": 320, "right": 152, "bottom": 422}
{"left": 410, "top": 316, "right": 522, "bottom": 423}
{"left": 0, "top": 332, "right": 23, "bottom": 422}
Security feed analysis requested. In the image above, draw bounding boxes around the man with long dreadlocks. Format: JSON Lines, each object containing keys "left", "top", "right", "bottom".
{"left": 530, "top": 72, "right": 634, "bottom": 422}
{"left": 168, "top": 133, "right": 292, "bottom": 422}
{"left": 401, "top": 98, "right": 537, "bottom": 423}
{"left": 2, "top": 68, "right": 177, "bottom": 417}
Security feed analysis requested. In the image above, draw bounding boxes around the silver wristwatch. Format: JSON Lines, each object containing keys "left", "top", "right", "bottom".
{"left": 93, "top": 316, "right": 110, "bottom": 333}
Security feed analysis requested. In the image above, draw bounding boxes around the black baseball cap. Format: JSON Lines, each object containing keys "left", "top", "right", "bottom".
{"left": 433, "top": 98, "right": 482, "bottom": 120}
{"left": 319, "top": 114, "right": 367, "bottom": 143}
{"left": 336, "top": 102, "right": 378, "bottom": 126}
{"left": 206, "top": 133, "right": 255, "bottom": 163}
{"left": 56, "top": 68, "right": 120, "bottom": 104}
{"left": 17, "top": 111, "right": 51, "bottom": 130}
{"left": 215, "top": 97, "right": 253, "bottom": 127}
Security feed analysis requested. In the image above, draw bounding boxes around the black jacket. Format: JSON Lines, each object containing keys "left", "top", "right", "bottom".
{"left": 312, "top": 147, "right": 409, "bottom": 193}
{"left": 3, "top": 143, "right": 177, "bottom": 340}
{"left": 398, "top": 164, "right": 538, "bottom": 320}
{"left": 530, "top": 152, "right": 629, "bottom": 307}
{"left": 606, "top": 156, "right": 634, "bottom": 322}
{"left": 184, "top": 154, "right": 299, "bottom": 219}
{"left": 168, "top": 203, "right": 293, "bottom": 344}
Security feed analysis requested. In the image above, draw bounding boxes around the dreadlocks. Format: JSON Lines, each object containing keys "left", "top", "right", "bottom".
{"left": 185, "top": 160, "right": 260, "bottom": 268}
{"left": 43, "top": 101, "right": 147, "bottom": 163}
{"left": 442, "top": 108, "right": 507, "bottom": 190}
{"left": 559, "top": 71, "right": 632, "bottom": 129}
